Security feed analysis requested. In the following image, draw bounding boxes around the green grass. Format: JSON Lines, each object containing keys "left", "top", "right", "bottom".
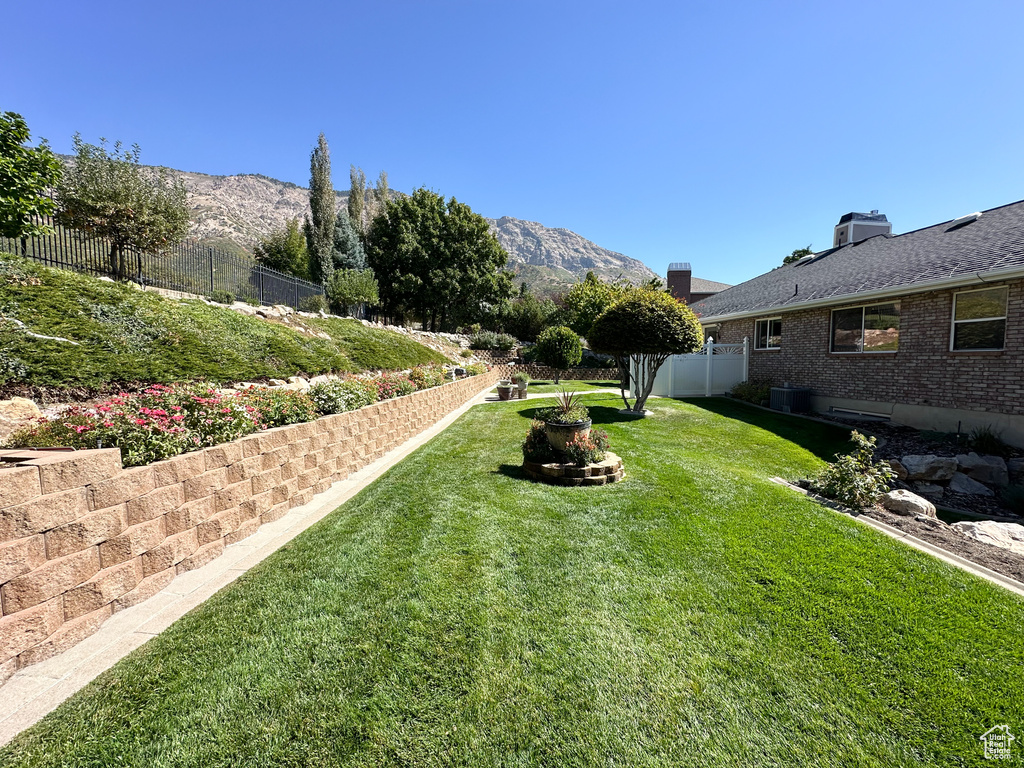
{"left": 3, "top": 397, "right": 1022, "bottom": 767}
{"left": 0, "top": 253, "right": 446, "bottom": 390}
{"left": 510, "top": 380, "right": 620, "bottom": 395}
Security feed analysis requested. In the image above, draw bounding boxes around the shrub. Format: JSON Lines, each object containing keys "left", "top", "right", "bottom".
{"left": 298, "top": 294, "right": 328, "bottom": 314}
{"left": 308, "top": 378, "right": 379, "bottom": 415}
{"left": 534, "top": 326, "right": 582, "bottom": 383}
{"left": 809, "top": 431, "right": 896, "bottom": 510}
{"left": 512, "top": 371, "right": 530, "bottom": 386}
{"left": 237, "top": 387, "right": 317, "bottom": 427}
{"left": 3, "top": 382, "right": 261, "bottom": 467}
{"left": 463, "top": 362, "right": 487, "bottom": 376}
{"left": 376, "top": 372, "right": 417, "bottom": 400}
{"left": 326, "top": 268, "right": 378, "bottom": 316}
{"left": 522, "top": 420, "right": 558, "bottom": 463}
{"left": 968, "top": 425, "right": 1012, "bottom": 458}
{"left": 537, "top": 389, "right": 589, "bottom": 425}
{"left": 459, "top": 348, "right": 473, "bottom": 358}
{"left": 729, "top": 378, "right": 772, "bottom": 406}
{"left": 408, "top": 364, "right": 449, "bottom": 390}
{"left": 495, "top": 332, "right": 516, "bottom": 351}
{"left": 209, "top": 290, "right": 234, "bottom": 304}
{"left": 469, "top": 330, "right": 499, "bottom": 350}
{"left": 563, "top": 429, "right": 610, "bottom": 466}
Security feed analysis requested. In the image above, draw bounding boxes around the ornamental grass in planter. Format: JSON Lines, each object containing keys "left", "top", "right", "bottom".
{"left": 537, "top": 389, "right": 591, "bottom": 452}
{"left": 513, "top": 371, "right": 530, "bottom": 399}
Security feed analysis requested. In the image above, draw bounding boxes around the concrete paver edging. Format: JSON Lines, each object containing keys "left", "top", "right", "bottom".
{"left": 0, "top": 387, "right": 497, "bottom": 748}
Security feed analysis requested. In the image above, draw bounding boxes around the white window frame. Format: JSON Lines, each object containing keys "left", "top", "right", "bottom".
{"left": 830, "top": 302, "right": 901, "bottom": 354}
{"left": 950, "top": 286, "right": 1008, "bottom": 352}
{"left": 754, "top": 317, "right": 782, "bottom": 350}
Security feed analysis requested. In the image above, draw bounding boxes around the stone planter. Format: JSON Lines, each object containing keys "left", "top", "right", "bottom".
{"left": 523, "top": 452, "right": 625, "bottom": 487}
{"left": 517, "top": 386, "right": 528, "bottom": 400}
{"left": 497, "top": 385, "right": 515, "bottom": 401}
{"left": 544, "top": 419, "right": 592, "bottom": 452}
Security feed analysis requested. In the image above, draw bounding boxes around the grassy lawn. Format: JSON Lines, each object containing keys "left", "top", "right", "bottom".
{"left": 0, "top": 253, "right": 446, "bottom": 390}
{"left": 3, "top": 396, "right": 1022, "bottom": 766}
{"left": 501, "top": 380, "right": 620, "bottom": 395}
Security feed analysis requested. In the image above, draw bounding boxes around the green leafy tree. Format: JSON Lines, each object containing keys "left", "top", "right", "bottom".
{"left": 348, "top": 165, "right": 366, "bottom": 236}
{"left": 305, "top": 133, "right": 335, "bottom": 285}
{"left": 533, "top": 325, "right": 582, "bottom": 384}
{"left": 55, "top": 135, "right": 189, "bottom": 280}
{"left": 332, "top": 209, "right": 366, "bottom": 269}
{"left": 0, "top": 112, "right": 62, "bottom": 242}
{"left": 560, "top": 271, "right": 628, "bottom": 338}
{"left": 499, "top": 286, "right": 557, "bottom": 342}
{"left": 783, "top": 244, "right": 813, "bottom": 265}
{"left": 253, "top": 218, "right": 309, "bottom": 278}
{"left": 589, "top": 289, "right": 703, "bottom": 413}
{"left": 326, "top": 268, "right": 379, "bottom": 317}
{"left": 365, "top": 187, "right": 513, "bottom": 331}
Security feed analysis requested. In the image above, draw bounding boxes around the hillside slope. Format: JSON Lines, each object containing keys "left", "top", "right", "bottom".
{"left": 0, "top": 254, "right": 447, "bottom": 395}
{"left": 175, "top": 169, "right": 658, "bottom": 293}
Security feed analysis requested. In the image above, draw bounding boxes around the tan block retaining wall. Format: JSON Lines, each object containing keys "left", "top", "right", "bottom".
{"left": 514, "top": 365, "right": 620, "bottom": 382}
{"left": 0, "top": 370, "right": 500, "bottom": 681}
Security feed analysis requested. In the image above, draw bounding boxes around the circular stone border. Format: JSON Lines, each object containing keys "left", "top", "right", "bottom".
{"left": 522, "top": 452, "right": 625, "bottom": 487}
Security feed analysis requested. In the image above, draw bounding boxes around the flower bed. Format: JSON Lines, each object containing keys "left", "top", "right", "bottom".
{"left": 4, "top": 364, "right": 472, "bottom": 468}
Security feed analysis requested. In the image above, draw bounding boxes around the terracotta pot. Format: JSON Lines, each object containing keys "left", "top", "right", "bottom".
{"left": 544, "top": 419, "right": 592, "bottom": 452}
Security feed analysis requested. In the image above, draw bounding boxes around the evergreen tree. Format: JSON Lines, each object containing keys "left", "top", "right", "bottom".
{"left": 332, "top": 209, "right": 366, "bottom": 269}
{"left": 305, "top": 133, "right": 335, "bottom": 285}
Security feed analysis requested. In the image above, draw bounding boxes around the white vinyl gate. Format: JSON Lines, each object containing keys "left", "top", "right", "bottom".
{"left": 646, "top": 338, "right": 750, "bottom": 398}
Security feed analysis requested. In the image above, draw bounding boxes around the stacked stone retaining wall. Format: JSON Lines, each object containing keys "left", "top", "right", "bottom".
{"left": 0, "top": 371, "right": 499, "bottom": 682}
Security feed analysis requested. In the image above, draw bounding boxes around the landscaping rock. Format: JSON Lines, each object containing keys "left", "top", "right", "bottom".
{"left": 901, "top": 455, "right": 957, "bottom": 482}
{"left": 0, "top": 397, "right": 43, "bottom": 443}
{"left": 950, "top": 520, "right": 1024, "bottom": 556}
{"left": 887, "top": 459, "right": 908, "bottom": 480}
{"left": 913, "top": 482, "right": 944, "bottom": 497}
{"left": 1007, "top": 458, "right": 1024, "bottom": 481}
{"left": 956, "top": 452, "right": 1009, "bottom": 486}
{"left": 880, "top": 489, "right": 936, "bottom": 518}
{"left": 286, "top": 376, "right": 310, "bottom": 390}
{"left": 948, "top": 472, "right": 995, "bottom": 497}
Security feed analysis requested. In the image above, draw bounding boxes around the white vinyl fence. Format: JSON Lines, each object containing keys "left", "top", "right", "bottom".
{"left": 647, "top": 338, "right": 750, "bottom": 398}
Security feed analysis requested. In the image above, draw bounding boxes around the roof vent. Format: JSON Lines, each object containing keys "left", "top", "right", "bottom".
{"left": 946, "top": 211, "right": 982, "bottom": 232}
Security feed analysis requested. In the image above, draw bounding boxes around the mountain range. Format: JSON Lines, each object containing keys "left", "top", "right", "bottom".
{"left": 178, "top": 169, "right": 659, "bottom": 294}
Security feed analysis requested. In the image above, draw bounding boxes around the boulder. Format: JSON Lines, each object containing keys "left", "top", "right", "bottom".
{"left": 1008, "top": 458, "right": 1024, "bottom": 481}
{"left": 950, "top": 521, "right": 1024, "bottom": 556}
{"left": 286, "top": 376, "right": 309, "bottom": 390}
{"left": 948, "top": 472, "right": 995, "bottom": 497}
{"left": 880, "top": 489, "right": 936, "bottom": 518}
{"left": 913, "top": 482, "right": 944, "bottom": 497}
{"left": 0, "top": 396, "right": 42, "bottom": 422}
{"left": 901, "top": 455, "right": 957, "bottom": 482}
{"left": 887, "top": 459, "right": 908, "bottom": 480}
{"left": 956, "top": 452, "right": 1009, "bottom": 486}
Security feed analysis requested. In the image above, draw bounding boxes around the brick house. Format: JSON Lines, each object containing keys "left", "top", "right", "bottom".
{"left": 690, "top": 201, "right": 1024, "bottom": 446}
{"left": 666, "top": 262, "right": 731, "bottom": 304}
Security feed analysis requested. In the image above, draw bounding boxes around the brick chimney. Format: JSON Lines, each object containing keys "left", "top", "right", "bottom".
{"left": 667, "top": 262, "right": 692, "bottom": 303}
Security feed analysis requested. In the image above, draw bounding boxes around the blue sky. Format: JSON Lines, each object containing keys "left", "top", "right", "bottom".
{"left": 4, "top": 0, "right": 1024, "bottom": 286}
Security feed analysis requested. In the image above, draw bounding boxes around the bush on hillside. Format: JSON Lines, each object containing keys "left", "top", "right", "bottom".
{"left": 298, "top": 295, "right": 328, "bottom": 314}
{"left": 308, "top": 378, "right": 379, "bottom": 415}
{"left": 469, "top": 330, "right": 516, "bottom": 351}
{"left": 376, "top": 372, "right": 418, "bottom": 400}
{"left": 408, "top": 364, "right": 450, "bottom": 390}
{"left": 209, "top": 290, "right": 234, "bottom": 304}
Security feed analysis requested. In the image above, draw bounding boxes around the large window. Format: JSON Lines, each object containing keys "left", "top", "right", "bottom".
{"left": 951, "top": 287, "right": 1007, "bottom": 351}
{"left": 754, "top": 317, "right": 781, "bottom": 349}
{"left": 830, "top": 302, "right": 900, "bottom": 353}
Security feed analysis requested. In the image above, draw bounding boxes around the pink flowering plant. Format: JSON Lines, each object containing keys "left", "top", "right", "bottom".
{"left": 237, "top": 387, "right": 317, "bottom": 427}
{"left": 408, "top": 364, "right": 449, "bottom": 390}
{"left": 5, "top": 383, "right": 263, "bottom": 467}
{"left": 562, "top": 429, "right": 610, "bottom": 467}
{"left": 376, "top": 372, "right": 417, "bottom": 400}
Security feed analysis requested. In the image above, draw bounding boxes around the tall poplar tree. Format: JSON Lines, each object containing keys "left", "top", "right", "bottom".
{"left": 305, "top": 133, "right": 335, "bottom": 285}
{"left": 348, "top": 165, "right": 366, "bottom": 237}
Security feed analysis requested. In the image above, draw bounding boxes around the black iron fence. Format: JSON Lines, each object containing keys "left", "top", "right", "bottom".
{"left": 0, "top": 215, "right": 325, "bottom": 309}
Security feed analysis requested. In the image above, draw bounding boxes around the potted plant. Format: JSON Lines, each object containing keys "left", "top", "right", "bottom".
{"left": 538, "top": 389, "right": 591, "bottom": 451}
{"left": 496, "top": 380, "right": 515, "bottom": 401}
{"left": 512, "top": 371, "right": 530, "bottom": 399}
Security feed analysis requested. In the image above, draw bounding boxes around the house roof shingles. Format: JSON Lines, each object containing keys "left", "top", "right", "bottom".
{"left": 690, "top": 276, "right": 732, "bottom": 294}
{"left": 691, "top": 199, "right": 1024, "bottom": 321}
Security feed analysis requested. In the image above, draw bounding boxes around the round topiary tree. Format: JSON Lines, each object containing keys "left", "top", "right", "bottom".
{"left": 588, "top": 290, "right": 703, "bottom": 413}
{"left": 534, "top": 325, "right": 582, "bottom": 384}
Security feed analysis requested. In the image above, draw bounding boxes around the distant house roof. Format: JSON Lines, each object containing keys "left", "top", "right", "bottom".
{"left": 691, "top": 277, "right": 732, "bottom": 294}
{"left": 838, "top": 211, "right": 889, "bottom": 224}
{"left": 692, "top": 199, "right": 1024, "bottom": 322}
